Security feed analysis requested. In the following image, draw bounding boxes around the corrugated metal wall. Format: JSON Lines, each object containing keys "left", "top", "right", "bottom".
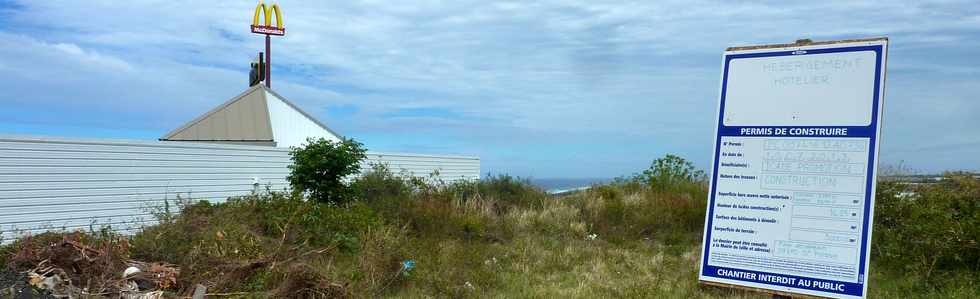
{"left": 0, "top": 136, "right": 479, "bottom": 243}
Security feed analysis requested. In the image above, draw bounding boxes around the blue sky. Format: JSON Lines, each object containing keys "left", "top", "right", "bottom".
{"left": 0, "top": 1, "right": 977, "bottom": 178}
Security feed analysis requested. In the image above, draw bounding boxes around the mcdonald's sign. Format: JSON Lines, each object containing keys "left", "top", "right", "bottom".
{"left": 251, "top": 2, "right": 284, "bottom": 36}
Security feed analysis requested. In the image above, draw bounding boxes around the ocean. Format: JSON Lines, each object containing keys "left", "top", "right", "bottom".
{"left": 530, "top": 178, "right": 613, "bottom": 194}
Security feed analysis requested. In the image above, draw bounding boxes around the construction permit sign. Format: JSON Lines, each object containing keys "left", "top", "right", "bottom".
{"left": 698, "top": 38, "right": 888, "bottom": 299}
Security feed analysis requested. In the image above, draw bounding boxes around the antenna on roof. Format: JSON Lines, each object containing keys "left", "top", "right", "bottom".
{"left": 249, "top": 52, "right": 266, "bottom": 87}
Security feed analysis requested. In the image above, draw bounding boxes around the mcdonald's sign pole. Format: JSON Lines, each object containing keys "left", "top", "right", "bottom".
{"left": 251, "top": 2, "right": 284, "bottom": 88}
{"left": 266, "top": 34, "right": 271, "bottom": 87}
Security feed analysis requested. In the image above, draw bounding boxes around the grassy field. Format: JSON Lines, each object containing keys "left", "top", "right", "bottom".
{"left": 1, "top": 163, "right": 978, "bottom": 298}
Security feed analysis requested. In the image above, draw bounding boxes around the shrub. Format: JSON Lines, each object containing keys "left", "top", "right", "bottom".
{"left": 638, "top": 154, "right": 706, "bottom": 195}
{"left": 353, "top": 164, "right": 414, "bottom": 202}
{"left": 609, "top": 175, "right": 644, "bottom": 194}
{"left": 125, "top": 191, "right": 386, "bottom": 292}
{"left": 474, "top": 175, "right": 548, "bottom": 211}
{"left": 287, "top": 137, "right": 367, "bottom": 205}
{"left": 351, "top": 167, "right": 532, "bottom": 241}
{"left": 576, "top": 184, "right": 706, "bottom": 245}
{"left": 303, "top": 202, "right": 382, "bottom": 250}
{"left": 569, "top": 155, "right": 710, "bottom": 244}
{"left": 873, "top": 172, "right": 980, "bottom": 281}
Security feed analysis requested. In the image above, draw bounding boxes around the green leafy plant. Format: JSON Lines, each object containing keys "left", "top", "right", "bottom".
{"left": 640, "top": 154, "right": 705, "bottom": 192}
{"left": 873, "top": 172, "right": 980, "bottom": 281}
{"left": 287, "top": 137, "right": 367, "bottom": 205}
{"left": 353, "top": 163, "right": 414, "bottom": 202}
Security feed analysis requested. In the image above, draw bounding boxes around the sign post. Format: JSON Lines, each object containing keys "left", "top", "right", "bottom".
{"left": 251, "top": 2, "right": 285, "bottom": 88}
{"left": 698, "top": 38, "right": 888, "bottom": 299}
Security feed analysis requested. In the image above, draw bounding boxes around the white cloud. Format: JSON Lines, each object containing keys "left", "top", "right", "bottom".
{"left": 51, "top": 42, "right": 134, "bottom": 71}
{"left": 1, "top": 0, "right": 978, "bottom": 175}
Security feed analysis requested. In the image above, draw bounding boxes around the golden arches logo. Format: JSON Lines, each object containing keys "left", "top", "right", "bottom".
{"left": 251, "top": 2, "right": 284, "bottom": 36}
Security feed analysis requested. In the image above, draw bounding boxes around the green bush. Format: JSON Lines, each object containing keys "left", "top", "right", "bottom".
{"left": 609, "top": 176, "right": 644, "bottom": 194}
{"left": 637, "top": 154, "right": 706, "bottom": 196}
{"left": 129, "top": 191, "right": 383, "bottom": 289}
{"left": 579, "top": 154, "right": 707, "bottom": 242}
{"left": 353, "top": 164, "right": 414, "bottom": 202}
{"left": 351, "top": 167, "right": 531, "bottom": 241}
{"left": 873, "top": 172, "right": 980, "bottom": 281}
{"left": 226, "top": 191, "right": 381, "bottom": 250}
{"left": 287, "top": 137, "right": 367, "bottom": 205}
{"left": 474, "top": 175, "right": 548, "bottom": 211}
{"left": 303, "top": 202, "right": 382, "bottom": 250}
{"left": 576, "top": 184, "right": 706, "bottom": 245}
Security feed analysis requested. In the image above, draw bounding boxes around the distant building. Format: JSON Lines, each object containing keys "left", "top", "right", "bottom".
{"left": 161, "top": 84, "right": 341, "bottom": 147}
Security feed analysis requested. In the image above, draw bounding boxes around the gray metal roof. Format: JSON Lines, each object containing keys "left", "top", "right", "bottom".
{"left": 161, "top": 85, "right": 342, "bottom": 143}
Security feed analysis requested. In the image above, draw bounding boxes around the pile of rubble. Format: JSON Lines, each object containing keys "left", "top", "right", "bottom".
{"left": 2, "top": 233, "right": 178, "bottom": 298}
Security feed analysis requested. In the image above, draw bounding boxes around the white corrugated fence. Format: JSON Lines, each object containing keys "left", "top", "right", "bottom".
{"left": 0, "top": 136, "right": 479, "bottom": 243}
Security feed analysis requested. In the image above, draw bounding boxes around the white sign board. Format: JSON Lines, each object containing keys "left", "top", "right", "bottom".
{"left": 699, "top": 38, "right": 888, "bottom": 299}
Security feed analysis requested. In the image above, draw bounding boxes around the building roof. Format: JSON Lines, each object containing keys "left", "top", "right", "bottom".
{"left": 161, "top": 84, "right": 342, "bottom": 147}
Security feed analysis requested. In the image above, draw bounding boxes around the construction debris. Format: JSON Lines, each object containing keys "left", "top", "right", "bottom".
{"left": 6, "top": 232, "right": 180, "bottom": 298}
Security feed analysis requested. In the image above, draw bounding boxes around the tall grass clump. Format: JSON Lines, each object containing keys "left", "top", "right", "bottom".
{"left": 571, "top": 154, "right": 709, "bottom": 245}
{"left": 353, "top": 166, "right": 548, "bottom": 243}
{"left": 472, "top": 174, "right": 549, "bottom": 210}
